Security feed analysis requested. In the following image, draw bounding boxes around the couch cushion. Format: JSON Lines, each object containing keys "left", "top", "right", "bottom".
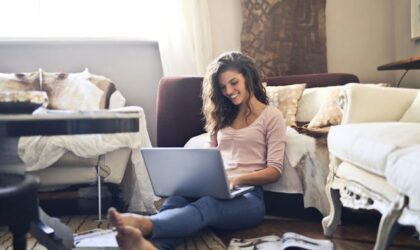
{"left": 51, "top": 152, "right": 99, "bottom": 167}
{"left": 386, "top": 145, "right": 420, "bottom": 210}
{"left": 33, "top": 166, "right": 97, "bottom": 187}
{"left": 328, "top": 123, "right": 420, "bottom": 176}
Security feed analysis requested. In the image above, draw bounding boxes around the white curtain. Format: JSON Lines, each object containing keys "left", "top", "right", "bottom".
{"left": 0, "top": 0, "right": 214, "bottom": 76}
{"left": 156, "top": 0, "right": 214, "bottom": 76}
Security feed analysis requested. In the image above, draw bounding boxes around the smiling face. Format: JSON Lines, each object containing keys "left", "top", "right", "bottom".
{"left": 218, "top": 70, "right": 249, "bottom": 107}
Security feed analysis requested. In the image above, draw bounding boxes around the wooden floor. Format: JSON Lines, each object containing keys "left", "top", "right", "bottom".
{"left": 1, "top": 213, "right": 418, "bottom": 250}
{"left": 1, "top": 195, "right": 419, "bottom": 250}
{"left": 215, "top": 211, "right": 420, "bottom": 250}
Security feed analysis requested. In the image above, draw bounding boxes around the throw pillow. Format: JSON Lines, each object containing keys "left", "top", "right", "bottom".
{"left": 265, "top": 83, "right": 306, "bottom": 126}
{"left": 307, "top": 83, "right": 390, "bottom": 129}
{"left": 0, "top": 72, "right": 40, "bottom": 91}
{"left": 88, "top": 73, "right": 117, "bottom": 109}
{"left": 296, "top": 86, "right": 342, "bottom": 123}
{"left": 400, "top": 92, "right": 420, "bottom": 122}
{"left": 42, "top": 70, "right": 103, "bottom": 110}
{"left": 307, "top": 88, "right": 342, "bottom": 129}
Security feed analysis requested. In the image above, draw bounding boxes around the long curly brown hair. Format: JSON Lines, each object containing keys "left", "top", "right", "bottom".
{"left": 202, "top": 52, "right": 268, "bottom": 135}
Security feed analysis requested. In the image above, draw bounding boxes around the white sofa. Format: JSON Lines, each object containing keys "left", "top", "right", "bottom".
{"left": 322, "top": 84, "right": 420, "bottom": 250}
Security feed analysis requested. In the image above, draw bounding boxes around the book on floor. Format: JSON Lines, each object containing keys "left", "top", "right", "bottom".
{"left": 227, "top": 232, "right": 335, "bottom": 250}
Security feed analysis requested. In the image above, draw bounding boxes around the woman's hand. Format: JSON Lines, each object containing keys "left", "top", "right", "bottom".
{"left": 228, "top": 167, "right": 281, "bottom": 189}
{"left": 228, "top": 176, "right": 242, "bottom": 190}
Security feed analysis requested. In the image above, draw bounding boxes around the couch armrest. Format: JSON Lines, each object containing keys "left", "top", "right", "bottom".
{"left": 341, "top": 84, "right": 418, "bottom": 124}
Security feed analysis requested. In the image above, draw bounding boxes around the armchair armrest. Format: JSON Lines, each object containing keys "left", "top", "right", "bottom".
{"left": 341, "top": 84, "right": 418, "bottom": 124}
{"left": 109, "top": 90, "right": 126, "bottom": 109}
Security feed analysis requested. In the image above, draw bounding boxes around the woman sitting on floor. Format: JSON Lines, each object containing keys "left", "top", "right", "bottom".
{"left": 108, "top": 51, "right": 286, "bottom": 250}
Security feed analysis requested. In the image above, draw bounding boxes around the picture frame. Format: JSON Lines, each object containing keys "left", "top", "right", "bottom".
{"left": 411, "top": 0, "right": 420, "bottom": 40}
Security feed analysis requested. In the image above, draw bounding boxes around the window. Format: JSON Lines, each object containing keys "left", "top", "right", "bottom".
{"left": 0, "top": 0, "right": 160, "bottom": 39}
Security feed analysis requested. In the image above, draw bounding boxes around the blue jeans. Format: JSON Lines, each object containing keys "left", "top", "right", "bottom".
{"left": 150, "top": 187, "right": 265, "bottom": 250}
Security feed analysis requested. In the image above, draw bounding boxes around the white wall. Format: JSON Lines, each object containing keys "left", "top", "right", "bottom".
{"left": 0, "top": 40, "right": 163, "bottom": 145}
{"left": 326, "top": 0, "right": 395, "bottom": 84}
{"left": 208, "top": 0, "right": 242, "bottom": 58}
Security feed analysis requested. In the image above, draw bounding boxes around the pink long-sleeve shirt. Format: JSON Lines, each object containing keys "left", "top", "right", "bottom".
{"left": 210, "top": 106, "right": 286, "bottom": 177}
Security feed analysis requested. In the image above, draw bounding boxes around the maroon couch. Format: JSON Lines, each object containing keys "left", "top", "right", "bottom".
{"left": 156, "top": 73, "right": 359, "bottom": 148}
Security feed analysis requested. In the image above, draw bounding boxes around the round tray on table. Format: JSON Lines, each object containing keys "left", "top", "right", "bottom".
{"left": 0, "top": 91, "right": 48, "bottom": 114}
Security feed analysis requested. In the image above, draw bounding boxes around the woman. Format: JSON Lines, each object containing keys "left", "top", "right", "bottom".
{"left": 108, "top": 51, "right": 286, "bottom": 250}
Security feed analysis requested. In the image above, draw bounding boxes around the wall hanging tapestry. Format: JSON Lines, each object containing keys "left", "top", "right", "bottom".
{"left": 241, "top": 0, "right": 327, "bottom": 77}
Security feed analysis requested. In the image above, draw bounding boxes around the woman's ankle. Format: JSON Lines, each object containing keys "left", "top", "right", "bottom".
{"left": 129, "top": 214, "right": 153, "bottom": 237}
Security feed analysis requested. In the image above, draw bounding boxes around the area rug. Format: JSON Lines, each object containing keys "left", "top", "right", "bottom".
{"left": 0, "top": 215, "right": 225, "bottom": 250}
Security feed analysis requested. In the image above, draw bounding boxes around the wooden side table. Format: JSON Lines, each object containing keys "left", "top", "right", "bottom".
{"left": 377, "top": 56, "right": 420, "bottom": 87}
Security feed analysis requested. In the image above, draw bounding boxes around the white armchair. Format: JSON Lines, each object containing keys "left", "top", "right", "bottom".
{"left": 2, "top": 70, "right": 155, "bottom": 218}
{"left": 322, "top": 84, "right": 420, "bottom": 250}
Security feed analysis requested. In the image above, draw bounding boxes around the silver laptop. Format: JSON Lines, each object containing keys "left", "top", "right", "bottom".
{"left": 140, "top": 148, "right": 254, "bottom": 199}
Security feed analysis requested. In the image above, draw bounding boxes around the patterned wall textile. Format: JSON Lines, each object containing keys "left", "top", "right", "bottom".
{"left": 241, "top": 0, "right": 327, "bottom": 77}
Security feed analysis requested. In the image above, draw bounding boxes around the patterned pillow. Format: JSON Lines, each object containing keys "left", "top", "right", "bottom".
{"left": 0, "top": 70, "right": 118, "bottom": 111}
{"left": 0, "top": 72, "right": 40, "bottom": 91}
{"left": 308, "top": 83, "right": 390, "bottom": 129}
{"left": 265, "top": 83, "right": 306, "bottom": 126}
{"left": 400, "top": 92, "right": 420, "bottom": 122}
{"left": 41, "top": 70, "right": 103, "bottom": 110}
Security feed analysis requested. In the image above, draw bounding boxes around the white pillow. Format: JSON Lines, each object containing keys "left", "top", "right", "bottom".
{"left": 296, "top": 86, "right": 342, "bottom": 123}
{"left": 400, "top": 92, "right": 420, "bottom": 122}
{"left": 184, "top": 133, "right": 211, "bottom": 148}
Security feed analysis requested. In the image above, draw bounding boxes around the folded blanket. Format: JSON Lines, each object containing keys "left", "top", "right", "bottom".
{"left": 18, "top": 106, "right": 156, "bottom": 213}
{"left": 284, "top": 127, "right": 316, "bottom": 167}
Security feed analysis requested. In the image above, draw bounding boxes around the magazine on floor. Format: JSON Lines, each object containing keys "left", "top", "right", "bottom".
{"left": 74, "top": 228, "right": 118, "bottom": 249}
{"left": 228, "top": 232, "right": 335, "bottom": 250}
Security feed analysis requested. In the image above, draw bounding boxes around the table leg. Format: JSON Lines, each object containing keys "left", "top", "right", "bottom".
{"left": 0, "top": 138, "right": 73, "bottom": 250}
{"left": 9, "top": 223, "right": 28, "bottom": 250}
{"left": 0, "top": 138, "right": 25, "bottom": 174}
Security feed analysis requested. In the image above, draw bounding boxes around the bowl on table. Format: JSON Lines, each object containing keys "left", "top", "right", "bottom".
{"left": 0, "top": 91, "right": 48, "bottom": 114}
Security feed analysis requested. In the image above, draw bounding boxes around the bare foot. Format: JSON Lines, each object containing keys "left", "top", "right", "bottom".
{"left": 116, "top": 225, "right": 157, "bottom": 250}
{"left": 108, "top": 207, "right": 153, "bottom": 236}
